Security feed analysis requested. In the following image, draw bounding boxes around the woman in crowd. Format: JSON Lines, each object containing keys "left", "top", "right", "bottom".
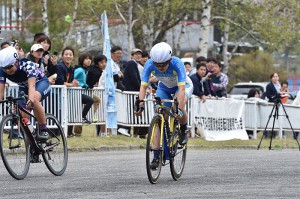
{"left": 36, "top": 35, "right": 57, "bottom": 84}
{"left": 55, "top": 46, "right": 79, "bottom": 137}
{"left": 86, "top": 54, "right": 107, "bottom": 136}
{"left": 265, "top": 72, "right": 281, "bottom": 103}
{"left": 27, "top": 44, "right": 45, "bottom": 72}
{"left": 73, "top": 52, "right": 95, "bottom": 136}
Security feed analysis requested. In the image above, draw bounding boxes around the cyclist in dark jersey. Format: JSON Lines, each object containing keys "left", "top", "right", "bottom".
{"left": 0, "top": 46, "right": 51, "bottom": 141}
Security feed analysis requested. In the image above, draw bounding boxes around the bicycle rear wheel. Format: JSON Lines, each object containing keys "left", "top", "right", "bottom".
{"left": 146, "top": 115, "right": 163, "bottom": 184}
{"left": 0, "top": 114, "right": 30, "bottom": 180}
{"left": 170, "top": 127, "right": 187, "bottom": 181}
{"left": 42, "top": 113, "right": 68, "bottom": 176}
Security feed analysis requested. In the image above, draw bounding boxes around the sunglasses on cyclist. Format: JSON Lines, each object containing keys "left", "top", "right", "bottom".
{"left": 154, "top": 59, "right": 171, "bottom": 68}
{"left": 2, "top": 64, "right": 14, "bottom": 70}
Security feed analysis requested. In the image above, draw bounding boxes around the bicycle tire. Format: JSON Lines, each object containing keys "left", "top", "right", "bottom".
{"left": 170, "top": 127, "right": 187, "bottom": 181}
{"left": 146, "top": 114, "right": 163, "bottom": 184}
{"left": 42, "top": 113, "right": 68, "bottom": 176}
{"left": 0, "top": 114, "right": 30, "bottom": 180}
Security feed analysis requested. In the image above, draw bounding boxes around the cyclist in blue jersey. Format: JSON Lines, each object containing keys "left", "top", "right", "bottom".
{"left": 0, "top": 46, "right": 51, "bottom": 142}
{"left": 135, "top": 42, "right": 193, "bottom": 169}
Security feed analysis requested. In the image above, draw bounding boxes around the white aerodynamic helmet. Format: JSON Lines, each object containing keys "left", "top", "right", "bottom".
{"left": 150, "top": 42, "right": 172, "bottom": 63}
{"left": 0, "top": 46, "right": 18, "bottom": 69}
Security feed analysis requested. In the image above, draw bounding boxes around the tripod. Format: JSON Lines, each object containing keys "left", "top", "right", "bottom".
{"left": 257, "top": 96, "right": 300, "bottom": 150}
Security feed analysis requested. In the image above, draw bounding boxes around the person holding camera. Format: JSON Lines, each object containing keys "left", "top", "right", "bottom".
{"left": 3, "top": 40, "right": 25, "bottom": 58}
{"left": 265, "top": 72, "right": 283, "bottom": 103}
{"left": 36, "top": 35, "right": 57, "bottom": 85}
{"left": 264, "top": 72, "right": 284, "bottom": 138}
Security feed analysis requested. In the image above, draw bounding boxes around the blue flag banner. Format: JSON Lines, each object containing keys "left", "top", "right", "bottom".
{"left": 101, "top": 11, "right": 117, "bottom": 128}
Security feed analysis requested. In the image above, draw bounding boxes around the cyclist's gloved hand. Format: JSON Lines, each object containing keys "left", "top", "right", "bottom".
{"left": 134, "top": 100, "right": 144, "bottom": 116}
{"left": 154, "top": 103, "right": 160, "bottom": 112}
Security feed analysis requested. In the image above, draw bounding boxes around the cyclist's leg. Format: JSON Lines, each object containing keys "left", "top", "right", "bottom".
{"left": 34, "top": 78, "right": 51, "bottom": 140}
{"left": 174, "top": 82, "right": 193, "bottom": 145}
{"left": 151, "top": 88, "right": 172, "bottom": 168}
{"left": 18, "top": 88, "right": 31, "bottom": 120}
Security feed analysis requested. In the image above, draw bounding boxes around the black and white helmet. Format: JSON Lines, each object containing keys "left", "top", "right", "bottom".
{"left": 0, "top": 46, "right": 18, "bottom": 68}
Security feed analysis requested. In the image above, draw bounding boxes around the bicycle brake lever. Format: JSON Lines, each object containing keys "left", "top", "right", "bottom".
{"left": 20, "top": 91, "right": 28, "bottom": 101}
{"left": 174, "top": 98, "right": 179, "bottom": 114}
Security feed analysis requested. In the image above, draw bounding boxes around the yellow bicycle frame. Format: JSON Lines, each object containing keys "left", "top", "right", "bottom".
{"left": 149, "top": 112, "right": 177, "bottom": 150}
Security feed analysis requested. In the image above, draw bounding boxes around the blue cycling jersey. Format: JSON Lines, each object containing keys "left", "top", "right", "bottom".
{"left": 0, "top": 58, "right": 45, "bottom": 88}
{"left": 141, "top": 56, "right": 186, "bottom": 89}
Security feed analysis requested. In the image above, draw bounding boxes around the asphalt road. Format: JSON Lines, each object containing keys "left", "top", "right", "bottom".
{"left": 1, "top": 149, "right": 300, "bottom": 199}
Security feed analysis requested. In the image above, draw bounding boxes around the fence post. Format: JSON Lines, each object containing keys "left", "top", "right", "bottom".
{"left": 62, "top": 86, "right": 68, "bottom": 136}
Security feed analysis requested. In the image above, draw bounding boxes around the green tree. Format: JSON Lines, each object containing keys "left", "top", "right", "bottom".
{"left": 252, "top": 0, "right": 300, "bottom": 71}
{"left": 228, "top": 51, "right": 287, "bottom": 88}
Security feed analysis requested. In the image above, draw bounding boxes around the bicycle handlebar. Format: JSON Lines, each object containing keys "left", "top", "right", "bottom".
{"left": 135, "top": 96, "right": 179, "bottom": 114}
{"left": 0, "top": 91, "right": 28, "bottom": 104}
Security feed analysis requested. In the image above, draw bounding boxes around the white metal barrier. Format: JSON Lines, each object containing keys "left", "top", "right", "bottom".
{"left": 1, "top": 84, "right": 300, "bottom": 139}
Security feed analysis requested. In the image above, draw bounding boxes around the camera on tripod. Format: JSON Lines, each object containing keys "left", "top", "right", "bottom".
{"left": 271, "top": 93, "right": 284, "bottom": 103}
{"left": 257, "top": 91, "right": 300, "bottom": 150}
{"left": 10, "top": 39, "right": 19, "bottom": 47}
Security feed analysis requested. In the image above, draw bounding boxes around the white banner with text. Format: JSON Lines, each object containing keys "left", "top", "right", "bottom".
{"left": 193, "top": 98, "right": 249, "bottom": 141}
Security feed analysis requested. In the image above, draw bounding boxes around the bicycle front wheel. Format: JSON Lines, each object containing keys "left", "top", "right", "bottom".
{"left": 42, "top": 113, "right": 68, "bottom": 176}
{"left": 170, "top": 127, "right": 187, "bottom": 181}
{"left": 0, "top": 114, "right": 30, "bottom": 180}
{"left": 146, "top": 115, "right": 163, "bottom": 184}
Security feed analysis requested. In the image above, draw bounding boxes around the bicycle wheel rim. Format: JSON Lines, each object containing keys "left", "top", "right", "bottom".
{"left": 146, "top": 115, "right": 163, "bottom": 184}
{"left": 170, "top": 129, "right": 187, "bottom": 180}
{"left": 0, "top": 115, "right": 30, "bottom": 180}
{"left": 42, "top": 114, "right": 68, "bottom": 176}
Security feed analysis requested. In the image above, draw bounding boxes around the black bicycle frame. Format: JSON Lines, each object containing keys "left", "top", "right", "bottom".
{"left": 7, "top": 99, "right": 44, "bottom": 153}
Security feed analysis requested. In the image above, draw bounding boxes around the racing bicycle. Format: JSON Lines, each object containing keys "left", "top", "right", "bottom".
{"left": 135, "top": 96, "right": 187, "bottom": 184}
{"left": 0, "top": 93, "right": 68, "bottom": 180}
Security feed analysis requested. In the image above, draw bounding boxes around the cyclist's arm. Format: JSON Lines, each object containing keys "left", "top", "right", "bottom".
{"left": 175, "top": 84, "right": 188, "bottom": 124}
{"left": 177, "top": 85, "right": 186, "bottom": 110}
{"left": 138, "top": 85, "right": 148, "bottom": 103}
{"left": 0, "top": 83, "right": 5, "bottom": 101}
{"left": 135, "top": 85, "right": 148, "bottom": 116}
{"left": 27, "top": 77, "right": 36, "bottom": 103}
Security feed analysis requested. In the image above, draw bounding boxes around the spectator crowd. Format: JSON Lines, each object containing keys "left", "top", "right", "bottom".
{"left": 1, "top": 32, "right": 297, "bottom": 140}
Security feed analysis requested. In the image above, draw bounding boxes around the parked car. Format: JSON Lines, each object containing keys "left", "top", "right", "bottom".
{"left": 228, "top": 82, "right": 268, "bottom": 100}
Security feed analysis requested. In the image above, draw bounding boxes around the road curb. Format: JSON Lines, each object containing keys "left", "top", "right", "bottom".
{"left": 68, "top": 145, "right": 143, "bottom": 152}
{"left": 68, "top": 145, "right": 266, "bottom": 152}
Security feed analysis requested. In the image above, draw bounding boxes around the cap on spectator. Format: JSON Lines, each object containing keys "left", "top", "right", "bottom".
{"left": 31, "top": 44, "right": 44, "bottom": 52}
{"left": 0, "top": 46, "right": 18, "bottom": 69}
{"left": 131, "top": 48, "right": 142, "bottom": 55}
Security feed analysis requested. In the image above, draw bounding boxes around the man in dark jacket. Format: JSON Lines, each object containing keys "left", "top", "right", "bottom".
{"left": 190, "top": 63, "right": 211, "bottom": 102}
{"left": 122, "top": 48, "right": 142, "bottom": 91}
{"left": 118, "top": 48, "right": 143, "bottom": 137}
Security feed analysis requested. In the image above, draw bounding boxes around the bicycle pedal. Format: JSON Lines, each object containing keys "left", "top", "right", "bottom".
{"left": 30, "top": 155, "right": 41, "bottom": 163}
